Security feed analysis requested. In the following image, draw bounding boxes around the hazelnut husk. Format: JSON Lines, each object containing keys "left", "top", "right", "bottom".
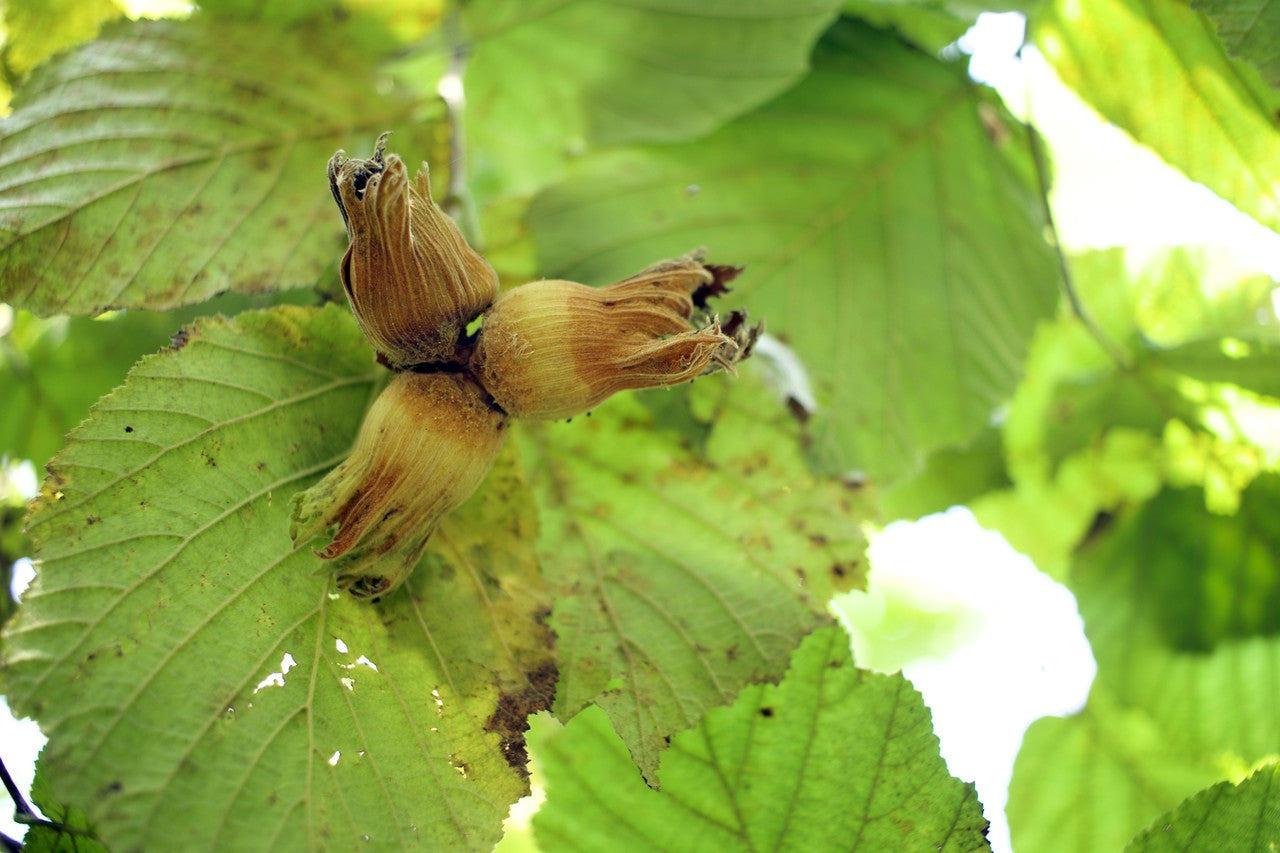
{"left": 328, "top": 134, "right": 498, "bottom": 368}
{"left": 470, "top": 254, "right": 760, "bottom": 420}
{"left": 290, "top": 372, "right": 506, "bottom": 599}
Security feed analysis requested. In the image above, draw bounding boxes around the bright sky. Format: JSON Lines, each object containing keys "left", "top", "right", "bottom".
{"left": 5, "top": 9, "right": 1280, "bottom": 850}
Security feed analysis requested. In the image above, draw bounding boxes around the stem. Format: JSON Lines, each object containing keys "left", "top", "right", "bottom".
{"left": 0, "top": 758, "right": 32, "bottom": 821}
{"left": 1015, "top": 44, "right": 1132, "bottom": 371}
{"left": 1025, "top": 122, "right": 1132, "bottom": 370}
{"left": 0, "top": 757, "right": 82, "bottom": 842}
{"left": 439, "top": 9, "right": 483, "bottom": 250}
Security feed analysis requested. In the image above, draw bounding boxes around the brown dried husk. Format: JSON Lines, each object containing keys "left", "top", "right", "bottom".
{"left": 290, "top": 372, "right": 507, "bottom": 598}
{"left": 330, "top": 139, "right": 497, "bottom": 368}
{"left": 472, "top": 256, "right": 756, "bottom": 420}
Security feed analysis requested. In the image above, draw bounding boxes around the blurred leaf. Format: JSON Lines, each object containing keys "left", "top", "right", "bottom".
{"left": 1009, "top": 688, "right": 1223, "bottom": 853}
{"left": 0, "top": 18, "right": 440, "bottom": 316}
{"left": 528, "top": 21, "right": 1057, "bottom": 483}
{"left": 195, "top": 0, "right": 340, "bottom": 23}
{"left": 1158, "top": 336, "right": 1280, "bottom": 399}
{"left": 1034, "top": 0, "right": 1280, "bottom": 232}
{"left": 461, "top": 0, "right": 843, "bottom": 203}
{"left": 842, "top": 0, "right": 1043, "bottom": 51}
{"left": 880, "top": 426, "right": 1011, "bottom": 521}
{"left": 976, "top": 248, "right": 1280, "bottom": 572}
{"left": 1127, "top": 763, "right": 1280, "bottom": 851}
{"left": 1, "top": 306, "right": 553, "bottom": 850}
{"left": 842, "top": 0, "right": 973, "bottom": 50}
{"left": 533, "top": 625, "right": 990, "bottom": 852}
{"left": 1008, "top": 479, "right": 1280, "bottom": 851}
{"left": 1, "top": 0, "right": 122, "bottom": 78}
{"left": 1193, "top": 0, "right": 1280, "bottom": 88}
{"left": 521, "top": 373, "right": 867, "bottom": 779}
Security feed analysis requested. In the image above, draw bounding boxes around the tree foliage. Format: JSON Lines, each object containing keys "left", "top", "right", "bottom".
{"left": 0, "top": 0, "right": 1277, "bottom": 849}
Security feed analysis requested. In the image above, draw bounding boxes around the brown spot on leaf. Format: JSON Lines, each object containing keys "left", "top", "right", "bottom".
{"left": 169, "top": 327, "right": 191, "bottom": 350}
{"left": 485, "top": 661, "right": 559, "bottom": 777}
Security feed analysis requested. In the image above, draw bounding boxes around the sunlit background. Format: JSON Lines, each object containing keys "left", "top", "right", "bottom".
{"left": 3, "top": 8, "right": 1279, "bottom": 852}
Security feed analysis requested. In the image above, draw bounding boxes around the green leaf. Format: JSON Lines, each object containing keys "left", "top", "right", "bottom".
{"left": 0, "top": 293, "right": 321, "bottom": 470}
{"left": 1008, "top": 479, "right": 1280, "bottom": 852}
{"left": 1, "top": 305, "right": 553, "bottom": 850}
{"left": 1009, "top": 688, "right": 1223, "bottom": 853}
{"left": 461, "top": 0, "right": 843, "bottom": 202}
{"left": 533, "top": 625, "right": 990, "bottom": 851}
{"left": 1033, "top": 0, "right": 1280, "bottom": 232}
{"left": 528, "top": 21, "right": 1058, "bottom": 482}
{"left": 1193, "top": 0, "right": 1280, "bottom": 88}
{"left": 1158, "top": 336, "right": 1280, "bottom": 399}
{"left": 841, "top": 0, "right": 1043, "bottom": 52}
{"left": 195, "top": 0, "right": 339, "bottom": 24}
{"left": 0, "top": 18, "right": 439, "bottom": 316}
{"left": 521, "top": 372, "right": 867, "bottom": 778}
{"left": 1127, "top": 763, "right": 1280, "bottom": 851}
{"left": 880, "top": 426, "right": 1011, "bottom": 521}
{"left": 1, "top": 0, "right": 122, "bottom": 78}
{"left": 21, "top": 755, "right": 109, "bottom": 853}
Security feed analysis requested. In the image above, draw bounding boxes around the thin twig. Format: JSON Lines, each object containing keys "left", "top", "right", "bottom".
{"left": 0, "top": 756, "right": 82, "bottom": 842}
{"left": 0, "top": 758, "right": 32, "bottom": 821}
{"left": 439, "top": 9, "right": 483, "bottom": 250}
{"left": 1016, "top": 44, "right": 1132, "bottom": 371}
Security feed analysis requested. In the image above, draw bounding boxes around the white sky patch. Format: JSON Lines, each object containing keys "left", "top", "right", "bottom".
{"left": 340, "top": 677, "right": 355, "bottom": 692}
{"left": 253, "top": 652, "right": 297, "bottom": 694}
{"left": 327, "top": 750, "right": 341, "bottom": 767}
{"left": 335, "top": 638, "right": 349, "bottom": 654}
{"left": 339, "top": 655, "right": 378, "bottom": 672}
{"left": 961, "top": 12, "right": 1280, "bottom": 279}
{"left": 834, "top": 507, "right": 1096, "bottom": 853}
{"left": 431, "top": 688, "right": 445, "bottom": 718}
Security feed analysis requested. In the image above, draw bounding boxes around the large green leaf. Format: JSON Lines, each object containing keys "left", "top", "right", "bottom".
{"left": 528, "top": 21, "right": 1057, "bottom": 482}
{"left": 1008, "top": 479, "right": 1280, "bottom": 852}
{"left": 1008, "top": 688, "right": 1223, "bottom": 853}
{"left": 1193, "top": 0, "right": 1280, "bottom": 88}
{"left": 0, "top": 293, "right": 315, "bottom": 469}
{"left": 1, "top": 306, "right": 553, "bottom": 850}
{"left": 0, "top": 18, "right": 438, "bottom": 316}
{"left": 1127, "top": 763, "right": 1280, "bottom": 851}
{"left": 533, "top": 625, "right": 990, "bottom": 851}
{"left": 461, "top": 0, "right": 843, "bottom": 202}
{"left": 0, "top": 310, "right": 177, "bottom": 469}
{"left": 521, "top": 374, "right": 867, "bottom": 778}
{"left": 1033, "top": 0, "right": 1280, "bottom": 232}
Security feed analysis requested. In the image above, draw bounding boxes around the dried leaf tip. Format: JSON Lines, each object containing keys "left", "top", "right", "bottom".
{"left": 290, "top": 372, "right": 507, "bottom": 599}
{"left": 328, "top": 133, "right": 498, "bottom": 369}
{"left": 470, "top": 252, "right": 762, "bottom": 420}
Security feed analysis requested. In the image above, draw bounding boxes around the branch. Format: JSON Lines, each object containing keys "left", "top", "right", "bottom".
{"left": 1024, "top": 121, "right": 1132, "bottom": 370}
{"left": 439, "top": 9, "right": 483, "bottom": 250}
{"left": 1015, "top": 43, "right": 1132, "bottom": 371}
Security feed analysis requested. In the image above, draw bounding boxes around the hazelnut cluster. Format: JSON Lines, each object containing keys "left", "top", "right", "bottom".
{"left": 293, "top": 136, "right": 760, "bottom": 599}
